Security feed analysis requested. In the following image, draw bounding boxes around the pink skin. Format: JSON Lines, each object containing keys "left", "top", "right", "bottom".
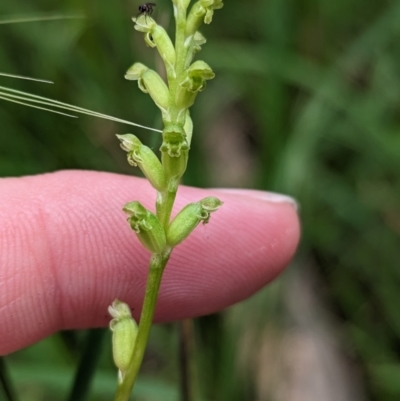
{"left": 0, "top": 170, "right": 300, "bottom": 355}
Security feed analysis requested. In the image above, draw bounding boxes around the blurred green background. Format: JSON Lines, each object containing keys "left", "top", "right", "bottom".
{"left": 1, "top": 0, "right": 400, "bottom": 400}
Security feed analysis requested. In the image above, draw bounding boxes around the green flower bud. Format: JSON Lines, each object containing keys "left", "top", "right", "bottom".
{"left": 125, "top": 63, "right": 170, "bottom": 113}
{"left": 175, "top": 61, "right": 215, "bottom": 109}
{"left": 116, "top": 134, "right": 166, "bottom": 192}
{"left": 160, "top": 125, "right": 189, "bottom": 185}
{"left": 167, "top": 196, "right": 223, "bottom": 246}
{"left": 109, "top": 299, "right": 138, "bottom": 381}
{"left": 186, "top": 0, "right": 224, "bottom": 36}
{"left": 133, "top": 17, "right": 176, "bottom": 69}
{"left": 123, "top": 201, "right": 166, "bottom": 253}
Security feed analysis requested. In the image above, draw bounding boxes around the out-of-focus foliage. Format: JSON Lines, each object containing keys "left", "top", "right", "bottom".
{"left": 2, "top": 0, "right": 400, "bottom": 400}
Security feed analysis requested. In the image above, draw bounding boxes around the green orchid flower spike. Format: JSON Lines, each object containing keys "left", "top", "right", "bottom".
{"left": 109, "top": 1, "right": 224, "bottom": 400}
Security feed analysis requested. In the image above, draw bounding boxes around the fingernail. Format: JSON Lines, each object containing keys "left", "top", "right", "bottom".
{"left": 215, "top": 189, "right": 299, "bottom": 211}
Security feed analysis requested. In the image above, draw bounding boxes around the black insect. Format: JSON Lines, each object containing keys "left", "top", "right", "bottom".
{"left": 137, "top": 3, "right": 156, "bottom": 19}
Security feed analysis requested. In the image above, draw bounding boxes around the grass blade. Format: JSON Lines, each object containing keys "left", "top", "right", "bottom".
{"left": 0, "top": 85, "right": 162, "bottom": 133}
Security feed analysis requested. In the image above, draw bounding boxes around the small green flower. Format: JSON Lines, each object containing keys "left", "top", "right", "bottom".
{"left": 175, "top": 61, "right": 215, "bottom": 109}
{"left": 186, "top": 0, "right": 224, "bottom": 36}
{"left": 116, "top": 134, "right": 167, "bottom": 192}
{"left": 160, "top": 123, "right": 189, "bottom": 158}
{"left": 109, "top": 299, "right": 138, "bottom": 382}
{"left": 123, "top": 202, "right": 166, "bottom": 253}
{"left": 181, "top": 61, "right": 215, "bottom": 92}
{"left": 125, "top": 63, "right": 170, "bottom": 116}
{"left": 160, "top": 124, "right": 189, "bottom": 189}
{"left": 166, "top": 196, "right": 223, "bottom": 246}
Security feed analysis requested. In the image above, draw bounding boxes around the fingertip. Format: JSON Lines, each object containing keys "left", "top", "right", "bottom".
{"left": 0, "top": 172, "right": 300, "bottom": 353}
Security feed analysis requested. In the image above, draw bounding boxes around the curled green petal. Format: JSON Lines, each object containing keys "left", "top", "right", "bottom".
{"left": 202, "top": 0, "right": 223, "bottom": 24}
{"left": 125, "top": 62, "right": 148, "bottom": 81}
{"left": 199, "top": 196, "right": 223, "bottom": 215}
{"left": 116, "top": 133, "right": 142, "bottom": 154}
{"left": 188, "top": 60, "right": 215, "bottom": 80}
